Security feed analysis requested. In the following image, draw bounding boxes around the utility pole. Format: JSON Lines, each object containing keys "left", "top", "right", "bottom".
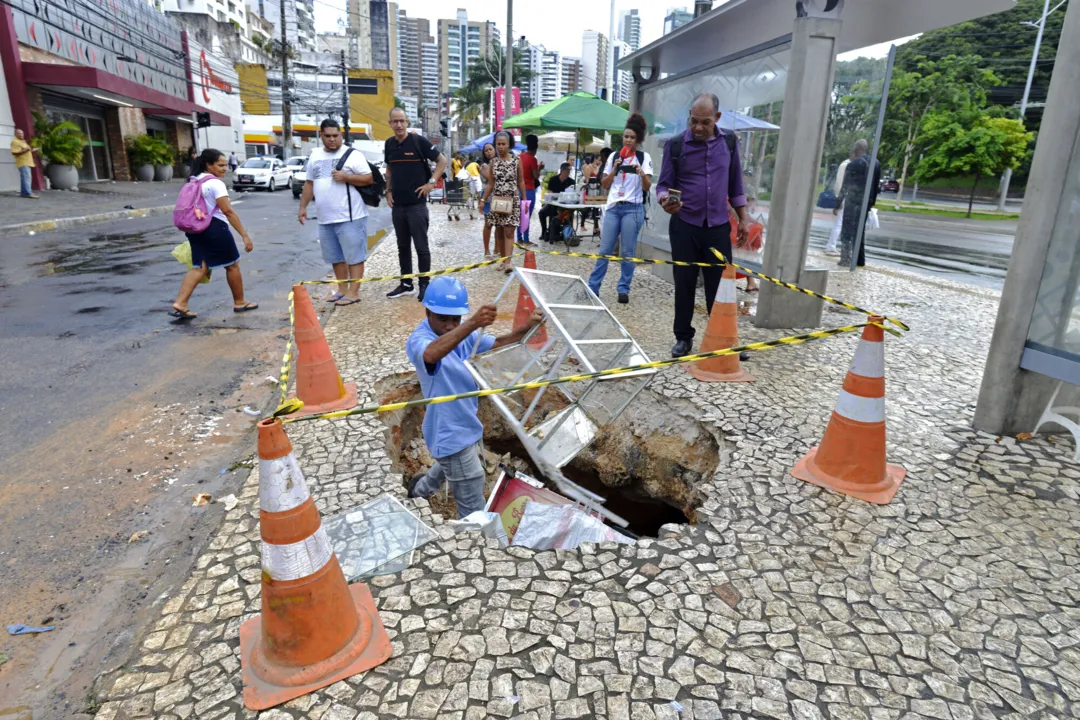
{"left": 504, "top": 0, "right": 513, "bottom": 125}
{"left": 280, "top": 0, "right": 292, "bottom": 161}
{"left": 607, "top": 0, "right": 616, "bottom": 102}
{"left": 998, "top": 0, "right": 1053, "bottom": 211}
{"left": 340, "top": 49, "right": 350, "bottom": 145}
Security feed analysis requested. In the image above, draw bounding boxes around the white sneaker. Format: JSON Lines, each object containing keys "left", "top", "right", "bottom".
{"left": 824, "top": 249, "right": 841, "bottom": 257}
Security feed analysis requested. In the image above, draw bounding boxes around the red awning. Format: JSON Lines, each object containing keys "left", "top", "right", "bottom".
{"left": 22, "top": 63, "right": 231, "bottom": 126}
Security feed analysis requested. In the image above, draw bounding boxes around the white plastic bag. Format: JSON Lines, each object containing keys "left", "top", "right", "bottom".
{"left": 455, "top": 167, "right": 471, "bottom": 182}
{"left": 865, "top": 208, "right": 880, "bottom": 230}
{"left": 449, "top": 511, "right": 509, "bottom": 546}
{"left": 511, "top": 501, "right": 635, "bottom": 550}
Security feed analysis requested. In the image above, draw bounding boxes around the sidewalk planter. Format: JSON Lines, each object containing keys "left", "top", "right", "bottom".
{"left": 154, "top": 164, "right": 174, "bottom": 182}
{"left": 30, "top": 112, "right": 88, "bottom": 191}
{"left": 134, "top": 164, "right": 155, "bottom": 182}
{"left": 45, "top": 163, "right": 79, "bottom": 191}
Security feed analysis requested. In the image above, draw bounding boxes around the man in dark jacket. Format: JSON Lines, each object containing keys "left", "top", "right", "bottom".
{"left": 834, "top": 139, "right": 881, "bottom": 268}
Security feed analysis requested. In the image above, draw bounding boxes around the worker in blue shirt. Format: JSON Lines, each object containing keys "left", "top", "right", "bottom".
{"left": 406, "top": 276, "right": 544, "bottom": 517}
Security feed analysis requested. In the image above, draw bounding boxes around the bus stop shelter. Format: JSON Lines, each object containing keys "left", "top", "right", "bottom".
{"left": 617, "top": 0, "right": 1014, "bottom": 328}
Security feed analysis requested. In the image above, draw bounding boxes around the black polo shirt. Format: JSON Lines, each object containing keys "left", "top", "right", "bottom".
{"left": 384, "top": 133, "right": 441, "bottom": 207}
{"left": 546, "top": 174, "right": 575, "bottom": 194}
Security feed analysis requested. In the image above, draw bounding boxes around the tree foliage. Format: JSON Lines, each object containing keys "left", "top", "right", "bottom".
{"left": 455, "top": 45, "right": 537, "bottom": 140}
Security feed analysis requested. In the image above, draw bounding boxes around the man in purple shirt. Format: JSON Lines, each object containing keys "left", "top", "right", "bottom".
{"left": 656, "top": 93, "right": 750, "bottom": 358}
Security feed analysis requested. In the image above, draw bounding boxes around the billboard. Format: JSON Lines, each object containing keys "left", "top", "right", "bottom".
{"left": 493, "top": 87, "right": 521, "bottom": 133}
{"left": 188, "top": 37, "right": 244, "bottom": 159}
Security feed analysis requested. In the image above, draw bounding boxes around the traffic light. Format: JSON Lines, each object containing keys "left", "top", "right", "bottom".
{"left": 196, "top": 112, "right": 211, "bottom": 128}
{"left": 440, "top": 119, "right": 449, "bottom": 137}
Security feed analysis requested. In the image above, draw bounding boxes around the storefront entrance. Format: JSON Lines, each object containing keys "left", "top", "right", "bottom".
{"left": 42, "top": 95, "right": 112, "bottom": 182}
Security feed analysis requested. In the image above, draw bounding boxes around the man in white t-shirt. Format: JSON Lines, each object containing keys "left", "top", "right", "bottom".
{"left": 298, "top": 119, "right": 373, "bottom": 306}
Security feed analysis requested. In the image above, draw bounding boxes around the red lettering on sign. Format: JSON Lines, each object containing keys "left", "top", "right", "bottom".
{"left": 199, "top": 49, "right": 233, "bottom": 104}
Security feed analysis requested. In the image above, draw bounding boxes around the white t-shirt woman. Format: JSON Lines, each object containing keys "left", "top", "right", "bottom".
{"left": 602, "top": 150, "right": 653, "bottom": 207}
{"left": 195, "top": 172, "right": 229, "bottom": 223}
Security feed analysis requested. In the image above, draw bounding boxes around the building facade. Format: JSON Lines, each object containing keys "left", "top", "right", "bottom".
{"left": 539, "top": 48, "right": 563, "bottom": 106}
{"left": 437, "top": 10, "right": 499, "bottom": 96}
{"left": 369, "top": 0, "right": 398, "bottom": 74}
{"left": 612, "top": 40, "right": 633, "bottom": 105}
{"left": 396, "top": 10, "right": 432, "bottom": 107}
{"left": 251, "top": 0, "right": 315, "bottom": 51}
{"left": 580, "top": 31, "right": 609, "bottom": 96}
{"left": 561, "top": 57, "right": 582, "bottom": 96}
{"left": 421, "top": 41, "right": 439, "bottom": 109}
{"left": 619, "top": 9, "right": 641, "bottom": 51}
{"left": 345, "top": 0, "right": 373, "bottom": 67}
{"left": 664, "top": 7, "right": 694, "bottom": 34}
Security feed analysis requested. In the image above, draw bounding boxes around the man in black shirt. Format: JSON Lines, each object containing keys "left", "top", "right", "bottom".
{"left": 538, "top": 163, "right": 575, "bottom": 240}
{"left": 384, "top": 106, "right": 448, "bottom": 300}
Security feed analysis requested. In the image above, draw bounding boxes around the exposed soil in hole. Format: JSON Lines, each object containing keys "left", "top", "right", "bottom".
{"left": 373, "top": 372, "right": 720, "bottom": 537}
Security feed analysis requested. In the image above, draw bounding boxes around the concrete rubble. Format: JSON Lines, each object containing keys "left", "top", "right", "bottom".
{"left": 94, "top": 213, "right": 1080, "bottom": 719}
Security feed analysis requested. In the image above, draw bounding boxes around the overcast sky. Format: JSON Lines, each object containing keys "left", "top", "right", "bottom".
{"left": 314, "top": 1, "right": 910, "bottom": 62}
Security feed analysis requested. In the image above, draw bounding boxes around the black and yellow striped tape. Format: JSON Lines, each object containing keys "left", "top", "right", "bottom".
{"left": 710, "top": 249, "right": 910, "bottom": 333}
{"left": 277, "top": 290, "right": 295, "bottom": 408}
{"left": 278, "top": 321, "right": 885, "bottom": 423}
{"left": 298, "top": 254, "right": 521, "bottom": 286}
{"left": 515, "top": 243, "right": 720, "bottom": 269}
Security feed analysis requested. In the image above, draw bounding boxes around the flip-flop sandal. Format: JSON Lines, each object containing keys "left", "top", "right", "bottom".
{"left": 233, "top": 302, "right": 259, "bottom": 313}
{"left": 169, "top": 307, "right": 197, "bottom": 320}
{"left": 327, "top": 293, "right": 344, "bottom": 303}
{"left": 335, "top": 297, "right": 361, "bottom": 306}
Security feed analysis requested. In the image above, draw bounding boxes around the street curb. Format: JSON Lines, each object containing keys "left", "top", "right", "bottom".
{"left": 0, "top": 203, "right": 174, "bottom": 235}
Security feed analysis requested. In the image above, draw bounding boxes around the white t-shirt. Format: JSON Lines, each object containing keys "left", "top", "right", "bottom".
{"left": 304, "top": 146, "right": 372, "bottom": 225}
{"left": 603, "top": 150, "right": 653, "bottom": 207}
{"left": 195, "top": 173, "right": 229, "bottom": 223}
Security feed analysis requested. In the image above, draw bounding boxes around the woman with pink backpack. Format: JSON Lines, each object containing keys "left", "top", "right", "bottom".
{"left": 170, "top": 148, "right": 256, "bottom": 319}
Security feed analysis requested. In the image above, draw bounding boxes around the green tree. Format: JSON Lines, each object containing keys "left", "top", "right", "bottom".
{"left": 914, "top": 112, "right": 1032, "bottom": 217}
{"left": 455, "top": 45, "right": 536, "bottom": 140}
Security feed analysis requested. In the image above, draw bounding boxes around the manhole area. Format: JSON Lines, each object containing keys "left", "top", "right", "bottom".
{"left": 374, "top": 372, "right": 719, "bottom": 538}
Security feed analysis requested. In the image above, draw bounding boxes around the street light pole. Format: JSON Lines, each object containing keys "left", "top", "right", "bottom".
{"left": 280, "top": 0, "right": 292, "bottom": 161}
{"left": 504, "top": 0, "right": 513, "bottom": 124}
{"left": 998, "top": 0, "right": 1051, "bottom": 211}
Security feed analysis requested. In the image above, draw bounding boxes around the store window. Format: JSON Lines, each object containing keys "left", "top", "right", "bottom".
{"left": 43, "top": 102, "right": 112, "bottom": 182}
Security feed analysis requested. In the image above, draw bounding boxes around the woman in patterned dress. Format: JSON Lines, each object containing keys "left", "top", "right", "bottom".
{"left": 481, "top": 131, "right": 525, "bottom": 273}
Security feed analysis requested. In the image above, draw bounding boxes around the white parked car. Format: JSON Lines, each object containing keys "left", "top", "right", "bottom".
{"left": 233, "top": 157, "right": 292, "bottom": 192}
{"left": 291, "top": 168, "right": 307, "bottom": 198}
{"left": 285, "top": 155, "right": 308, "bottom": 178}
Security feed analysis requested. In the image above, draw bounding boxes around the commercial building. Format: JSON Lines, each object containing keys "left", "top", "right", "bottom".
{"left": 561, "top": 57, "right": 582, "bottom": 96}
{"left": 611, "top": 40, "right": 633, "bottom": 105}
{"left": 619, "top": 9, "right": 641, "bottom": 51}
{"left": 251, "top": 0, "right": 316, "bottom": 51}
{"left": 663, "top": 7, "right": 693, "bottom": 34}
{"left": 437, "top": 10, "right": 499, "bottom": 95}
{"left": 580, "top": 31, "right": 609, "bottom": 96}
{"left": 397, "top": 10, "right": 432, "bottom": 107}
{"left": 1, "top": 0, "right": 231, "bottom": 190}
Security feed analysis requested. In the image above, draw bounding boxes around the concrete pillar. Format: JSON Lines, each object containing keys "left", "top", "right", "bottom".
{"left": 974, "top": 0, "right": 1080, "bottom": 434}
{"left": 753, "top": 16, "right": 840, "bottom": 329}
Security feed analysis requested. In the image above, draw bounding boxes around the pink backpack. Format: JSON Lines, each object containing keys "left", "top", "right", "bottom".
{"left": 173, "top": 175, "right": 214, "bottom": 234}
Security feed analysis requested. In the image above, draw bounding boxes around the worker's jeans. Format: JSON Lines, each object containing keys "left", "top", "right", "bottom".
{"left": 412, "top": 442, "right": 486, "bottom": 519}
{"left": 19, "top": 166, "right": 32, "bottom": 196}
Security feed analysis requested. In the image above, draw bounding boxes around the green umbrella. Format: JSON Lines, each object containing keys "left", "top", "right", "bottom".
{"left": 502, "top": 91, "right": 628, "bottom": 134}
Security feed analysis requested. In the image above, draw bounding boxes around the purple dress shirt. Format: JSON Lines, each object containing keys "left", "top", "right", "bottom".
{"left": 655, "top": 127, "right": 746, "bottom": 228}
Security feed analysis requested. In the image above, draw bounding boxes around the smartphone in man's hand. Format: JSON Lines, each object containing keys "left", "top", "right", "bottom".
{"left": 667, "top": 189, "right": 682, "bottom": 204}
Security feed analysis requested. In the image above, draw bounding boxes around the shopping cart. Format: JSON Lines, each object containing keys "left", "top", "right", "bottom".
{"left": 443, "top": 179, "right": 474, "bottom": 221}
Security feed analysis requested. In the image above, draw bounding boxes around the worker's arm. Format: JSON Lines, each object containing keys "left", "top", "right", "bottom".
{"left": 491, "top": 310, "right": 544, "bottom": 350}
{"left": 421, "top": 305, "right": 498, "bottom": 367}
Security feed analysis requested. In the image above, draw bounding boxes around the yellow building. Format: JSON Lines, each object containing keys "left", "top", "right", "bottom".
{"left": 236, "top": 63, "right": 271, "bottom": 115}
{"left": 348, "top": 69, "right": 396, "bottom": 141}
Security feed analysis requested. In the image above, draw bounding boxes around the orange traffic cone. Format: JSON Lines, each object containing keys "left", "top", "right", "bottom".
{"left": 513, "top": 250, "right": 548, "bottom": 350}
{"left": 287, "top": 284, "right": 358, "bottom": 417}
{"left": 240, "top": 419, "right": 392, "bottom": 710}
{"left": 791, "top": 316, "right": 906, "bottom": 504}
{"left": 687, "top": 264, "right": 755, "bottom": 382}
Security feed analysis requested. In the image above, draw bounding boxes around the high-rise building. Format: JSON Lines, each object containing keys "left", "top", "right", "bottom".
{"left": 397, "top": 9, "right": 432, "bottom": 106}
{"left": 561, "top": 57, "right": 582, "bottom": 96}
{"left": 346, "top": 0, "right": 373, "bottom": 66}
{"left": 619, "top": 9, "right": 641, "bottom": 52}
{"left": 369, "top": 1, "right": 398, "bottom": 75}
{"left": 539, "top": 48, "right": 563, "bottom": 106}
{"left": 611, "top": 40, "right": 633, "bottom": 105}
{"left": 437, "top": 10, "right": 500, "bottom": 96}
{"left": 664, "top": 7, "right": 694, "bottom": 34}
{"left": 580, "top": 31, "right": 608, "bottom": 97}
{"left": 517, "top": 40, "right": 544, "bottom": 109}
{"left": 421, "top": 42, "right": 440, "bottom": 109}
{"left": 248, "top": 0, "right": 315, "bottom": 51}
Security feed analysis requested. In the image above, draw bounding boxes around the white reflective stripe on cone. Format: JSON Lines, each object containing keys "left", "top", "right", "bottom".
{"left": 849, "top": 339, "right": 884, "bottom": 379}
{"left": 717, "top": 279, "right": 736, "bottom": 304}
{"left": 261, "top": 527, "right": 334, "bottom": 582}
{"left": 258, "top": 454, "right": 311, "bottom": 513}
{"left": 834, "top": 390, "right": 885, "bottom": 424}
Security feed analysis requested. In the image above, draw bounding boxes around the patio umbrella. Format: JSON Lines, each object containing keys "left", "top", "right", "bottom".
{"left": 502, "top": 92, "right": 629, "bottom": 134}
{"left": 459, "top": 131, "right": 525, "bottom": 154}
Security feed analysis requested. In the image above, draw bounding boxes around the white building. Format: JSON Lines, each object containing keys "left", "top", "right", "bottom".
{"left": 164, "top": 0, "right": 245, "bottom": 27}
{"left": 561, "top": 57, "right": 582, "bottom": 96}
{"left": 612, "top": 40, "right": 633, "bottom": 105}
{"left": 619, "top": 9, "right": 641, "bottom": 51}
{"left": 397, "top": 95, "right": 418, "bottom": 125}
{"left": 421, "top": 41, "right": 440, "bottom": 109}
{"left": 580, "top": 31, "right": 609, "bottom": 96}
{"left": 188, "top": 36, "right": 246, "bottom": 161}
{"left": 539, "top": 48, "right": 563, "bottom": 106}
{"left": 247, "top": 0, "right": 315, "bottom": 51}
{"left": 437, "top": 10, "right": 500, "bottom": 95}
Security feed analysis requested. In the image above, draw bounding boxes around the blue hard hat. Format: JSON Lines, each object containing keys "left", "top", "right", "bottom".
{"left": 422, "top": 276, "right": 470, "bottom": 315}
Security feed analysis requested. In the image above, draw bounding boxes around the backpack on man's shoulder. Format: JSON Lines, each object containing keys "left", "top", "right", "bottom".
{"left": 336, "top": 147, "right": 387, "bottom": 209}
{"left": 173, "top": 174, "right": 215, "bottom": 234}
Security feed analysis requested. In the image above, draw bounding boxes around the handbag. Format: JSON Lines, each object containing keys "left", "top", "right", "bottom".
{"left": 491, "top": 195, "right": 514, "bottom": 215}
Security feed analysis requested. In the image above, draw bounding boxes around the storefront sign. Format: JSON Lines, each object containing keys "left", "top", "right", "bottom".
{"left": 486, "top": 471, "right": 579, "bottom": 542}
{"left": 199, "top": 49, "right": 233, "bottom": 104}
{"left": 493, "top": 87, "right": 521, "bottom": 134}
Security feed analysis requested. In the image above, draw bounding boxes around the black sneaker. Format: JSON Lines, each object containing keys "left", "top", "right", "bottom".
{"left": 671, "top": 339, "right": 692, "bottom": 358}
{"left": 617, "top": 293, "right": 629, "bottom": 304}
{"left": 387, "top": 283, "right": 417, "bottom": 299}
{"left": 407, "top": 473, "right": 425, "bottom": 498}
{"left": 417, "top": 284, "right": 427, "bottom": 303}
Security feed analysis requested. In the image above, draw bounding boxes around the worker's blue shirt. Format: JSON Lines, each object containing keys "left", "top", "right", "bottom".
{"left": 406, "top": 319, "right": 496, "bottom": 459}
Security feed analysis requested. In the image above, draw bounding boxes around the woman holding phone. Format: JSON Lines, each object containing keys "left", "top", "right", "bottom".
{"left": 587, "top": 113, "right": 652, "bottom": 304}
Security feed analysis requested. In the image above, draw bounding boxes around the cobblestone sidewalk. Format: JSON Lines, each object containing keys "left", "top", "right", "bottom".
{"left": 95, "top": 213, "right": 1080, "bottom": 720}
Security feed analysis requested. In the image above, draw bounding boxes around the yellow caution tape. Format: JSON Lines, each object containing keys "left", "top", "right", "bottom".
{"left": 281, "top": 321, "right": 889, "bottom": 424}
{"left": 710, "top": 249, "right": 910, "bottom": 334}
{"left": 298, "top": 254, "right": 522, "bottom": 286}
{"left": 516, "top": 243, "right": 721, "bottom": 269}
{"left": 276, "top": 290, "right": 296, "bottom": 409}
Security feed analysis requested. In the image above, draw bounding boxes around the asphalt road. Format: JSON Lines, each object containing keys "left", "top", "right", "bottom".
{"left": 0, "top": 188, "right": 389, "bottom": 718}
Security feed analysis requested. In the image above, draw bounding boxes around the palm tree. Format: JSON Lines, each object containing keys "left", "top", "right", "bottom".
{"left": 455, "top": 45, "right": 537, "bottom": 142}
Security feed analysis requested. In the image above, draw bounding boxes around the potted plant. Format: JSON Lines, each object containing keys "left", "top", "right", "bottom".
{"left": 127, "top": 134, "right": 160, "bottom": 182}
{"left": 153, "top": 138, "right": 175, "bottom": 182}
{"left": 31, "top": 112, "right": 88, "bottom": 191}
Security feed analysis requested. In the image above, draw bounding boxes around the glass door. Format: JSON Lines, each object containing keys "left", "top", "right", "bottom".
{"left": 85, "top": 118, "right": 111, "bottom": 181}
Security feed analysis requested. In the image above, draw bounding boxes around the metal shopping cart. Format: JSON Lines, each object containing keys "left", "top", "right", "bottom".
{"left": 443, "top": 179, "right": 474, "bottom": 221}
